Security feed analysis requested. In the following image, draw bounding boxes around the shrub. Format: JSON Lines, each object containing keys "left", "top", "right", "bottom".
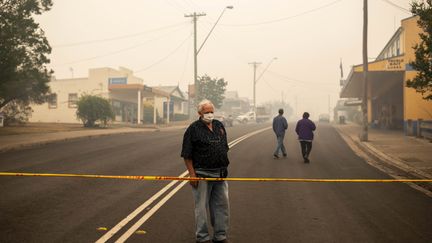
{"left": 76, "top": 95, "right": 114, "bottom": 127}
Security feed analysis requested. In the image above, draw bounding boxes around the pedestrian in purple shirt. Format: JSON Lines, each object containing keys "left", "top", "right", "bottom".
{"left": 295, "top": 112, "right": 316, "bottom": 163}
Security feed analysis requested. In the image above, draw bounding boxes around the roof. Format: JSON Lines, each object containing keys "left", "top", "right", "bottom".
{"left": 157, "top": 86, "right": 178, "bottom": 94}
{"left": 153, "top": 85, "right": 186, "bottom": 100}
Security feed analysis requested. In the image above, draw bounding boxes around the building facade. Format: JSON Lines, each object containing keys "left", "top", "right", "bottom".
{"left": 154, "top": 85, "right": 188, "bottom": 120}
{"left": 30, "top": 67, "right": 174, "bottom": 124}
{"left": 340, "top": 16, "right": 432, "bottom": 134}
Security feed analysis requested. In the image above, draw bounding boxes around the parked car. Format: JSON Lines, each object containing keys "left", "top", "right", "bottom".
{"left": 224, "top": 114, "right": 234, "bottom": 127}
{"left": 214, "top": 112, "right": 234, "bottom": 127}
{"left": 256, "top": 106, "right": 271, "bottom": 123}
{"left": 236, "top": 111, "right": 255, "bottom": 124}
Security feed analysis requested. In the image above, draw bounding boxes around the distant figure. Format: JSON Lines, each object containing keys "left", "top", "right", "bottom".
{"left": 272, "top": 108, "right": 288, "bottom": 159}
{"left": 295, "top": 112, "right": 316, "bottom": 163}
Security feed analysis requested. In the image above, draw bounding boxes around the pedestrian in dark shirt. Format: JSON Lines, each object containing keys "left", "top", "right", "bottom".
{"left": 295, "top": 112, "right": 316, "bottom": 163}
{"left": 181, "top": 99, "right": 230, "bottom": 243}
{"left": 272, "top": 108, "right": 288, "bottom": 159}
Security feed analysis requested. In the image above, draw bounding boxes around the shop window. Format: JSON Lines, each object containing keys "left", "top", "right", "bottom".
{"left": 48, "top": 94, "right": 57, "bottom": 109}
{"left": 68, "top": 93, "right": 78, "bottom": 108}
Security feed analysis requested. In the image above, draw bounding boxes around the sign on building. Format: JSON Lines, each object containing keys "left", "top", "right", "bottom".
{"left": 108, "top": 77, "right": 127, "bottom": 85}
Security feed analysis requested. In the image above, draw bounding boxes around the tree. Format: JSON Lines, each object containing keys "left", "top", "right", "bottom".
{"left": 406, "top": 0, "right": 432, "bottom": 100}
{"left": 0, "top": 0, "right": 53, "bottom": 114}
{"left": 76, "top": 95, "right": 115, "bottom": 127}
{"left": 197, "top": 74, "right": 228, "bottom": 109}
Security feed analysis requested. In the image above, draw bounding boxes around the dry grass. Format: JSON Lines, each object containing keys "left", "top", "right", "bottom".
{"left": 0, "top": 123, "right": 90, "bottom": 136}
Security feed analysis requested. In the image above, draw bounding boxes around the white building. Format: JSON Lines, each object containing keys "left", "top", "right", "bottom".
{"left": 153, "top": 85, "right": 188, "bottom": 117}
{"left": 30, "top": 67, "right": 181, "bottom": 124}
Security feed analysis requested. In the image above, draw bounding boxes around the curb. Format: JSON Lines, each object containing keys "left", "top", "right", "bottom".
{"left": 333, "top": 125, "right": 432, "bottom": 195}
{"left": 0, "top": 124, "right": 190, "bottom": 153}
{"left": 334, "top": 125, "right": 432, "bottom": 179}
{"left": 0, "top": 128, "right": 158, "bottom": 153}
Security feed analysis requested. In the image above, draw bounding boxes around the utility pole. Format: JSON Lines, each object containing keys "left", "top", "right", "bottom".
{"left": 248, "top": 57, "right": 276, "bottom": 114}
{"left": 185, "top": 7, "right": 232, "bottom": 115}
{"left": 248, "top": 62, "right": 261, "bottom": 113}
{"left": 281, "top": 91, "right": 284, "bottom": 105}
{"left": 360, "top": 0, "right": 369, "bottom": 141}
{"left": 185, "top": 12, "right": 206, "bottom": 113}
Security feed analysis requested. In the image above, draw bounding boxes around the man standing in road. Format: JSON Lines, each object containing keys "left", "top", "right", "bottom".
{"left": 272, "top": 108, "right": 288, "bottom": 159}
{"left": 181, "top": 99, "right": 230, "bottom": 243}
{"left": 295, "top": 112, "right": 316, "bottom": 163}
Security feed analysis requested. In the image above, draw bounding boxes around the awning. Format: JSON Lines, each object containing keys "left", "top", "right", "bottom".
{"left": 108, "top": 84, "right": 170, "bottom": 98}
{"left": 340, "top": 69, "right": 404, "bottom": 98}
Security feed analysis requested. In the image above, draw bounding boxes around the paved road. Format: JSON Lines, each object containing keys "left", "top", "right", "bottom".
{"left": 0, "top": 123, "right": 431, "bottom": 242}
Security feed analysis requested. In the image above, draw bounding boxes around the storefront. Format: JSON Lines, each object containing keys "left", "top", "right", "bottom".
{"left": 340, "top": 16, "right": 432, "bottom": 135}
{"left": 109, "top": 84, "right": 170, "bottom": 124}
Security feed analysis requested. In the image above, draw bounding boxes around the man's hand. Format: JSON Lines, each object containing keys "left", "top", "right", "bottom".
{"left": 184, "top": 159, "right": 198, "bottom": 188}
{"left": 189, "top": 172, "right": 199, "bottom": 188}
{"left": 189, "top": 179, "right": 199, "bottom": 188}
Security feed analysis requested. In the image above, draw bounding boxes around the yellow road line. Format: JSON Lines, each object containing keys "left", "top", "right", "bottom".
{"left": 0, "top": 172, "right": 431, "bottom": 183}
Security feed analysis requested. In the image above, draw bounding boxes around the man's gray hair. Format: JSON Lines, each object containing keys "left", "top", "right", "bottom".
{"left": 197, "top": 99, "right": 214, "bottom": 112}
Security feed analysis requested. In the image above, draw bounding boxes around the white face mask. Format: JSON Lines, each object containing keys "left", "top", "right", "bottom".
{"left": 202, "top": 112, "right": 214, "bottom": 123}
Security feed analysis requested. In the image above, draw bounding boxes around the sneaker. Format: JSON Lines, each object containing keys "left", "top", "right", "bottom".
{"left": 273, "top": 154, "right": 279, "bottom": 159}
{"left": 304, "top": 157, "right": 310, "bottom": 163}
{"left": 283, "top": 153, "right": 287, "bottom": 157}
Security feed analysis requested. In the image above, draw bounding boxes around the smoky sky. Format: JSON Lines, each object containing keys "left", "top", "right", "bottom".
{"left": 35, "top": 0, "right": 413, "bottom": 119}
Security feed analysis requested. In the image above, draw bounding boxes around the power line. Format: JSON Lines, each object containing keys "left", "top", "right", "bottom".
{"left": 180, "top": 32, "right": 192, "bottom": 83}
{"left": 266, "top": 70, "right": 335, "bottom": 86}
{"left": 163, "top": 0, "right": 189, "bottom": 14}
{"left": 219, "top": 0, "right": 343, "bottom": 27}
{"left": 380, "top": 0, "right": 411, "bottom": 13}
{"left": 57, "top": 26, "right": 188, "bottom": 66}
{"left": 52, "top": 22, "right": 188, "bottom": 48}
{"left": 135, "top": 33, "right": 192, "bottom": 73}
{"left": 182, "top": 0, "right": 201, "bottom": 11}
{"left": 261, "top": 76, "right": 279, "bottom": 95}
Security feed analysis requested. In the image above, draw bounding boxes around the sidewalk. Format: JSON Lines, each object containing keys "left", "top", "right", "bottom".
{"left": 334, "top": 123, "right": 432, "bottom": 181}
{"left": 0, "top": 121, "right": 189, "bottom": 152}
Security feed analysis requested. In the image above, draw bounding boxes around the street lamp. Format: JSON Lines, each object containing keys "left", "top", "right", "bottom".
{"left": 197, "top": 6, "right": 234, "bottom": 55}
{"left": 256, "top": 57, "right": 277, "bottom": 82}
{"left": 185, "top": 6, "right": 233, "bottom": 114}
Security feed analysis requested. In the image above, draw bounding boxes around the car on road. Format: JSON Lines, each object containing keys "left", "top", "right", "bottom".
{"left": 318, "top": 113, "right": 330, "bottom": 123}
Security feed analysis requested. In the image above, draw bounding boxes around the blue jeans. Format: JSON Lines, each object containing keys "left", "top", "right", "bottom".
{"left": 274, "top": 135, "right": 287, "bottom": 156}
{"left": 192, "top": 181, "right": 230, "bottom": 242}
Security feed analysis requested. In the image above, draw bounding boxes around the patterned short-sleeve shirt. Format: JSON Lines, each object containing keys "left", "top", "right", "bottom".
{"left": 181, "top": 118, "right": 230, "bottom": 169}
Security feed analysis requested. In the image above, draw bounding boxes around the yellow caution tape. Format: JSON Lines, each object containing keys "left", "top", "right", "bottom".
{"left": 0, "top": 172, "right": 431, "bottom": 183}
